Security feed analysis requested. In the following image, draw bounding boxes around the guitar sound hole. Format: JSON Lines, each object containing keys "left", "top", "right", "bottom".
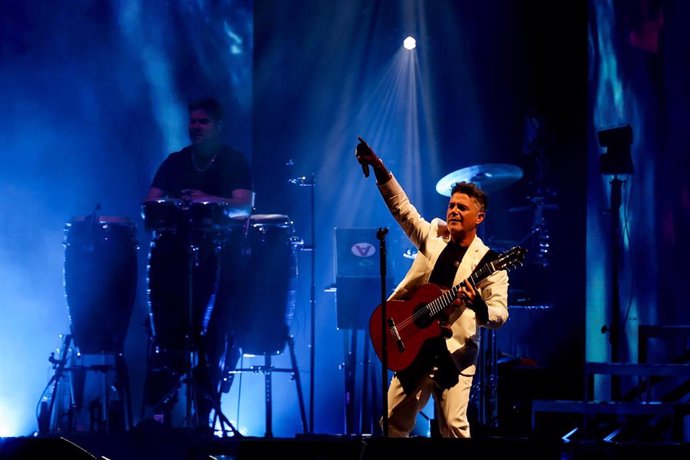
{"left": 413, "top": 304, "right": 433, "bottom": 329}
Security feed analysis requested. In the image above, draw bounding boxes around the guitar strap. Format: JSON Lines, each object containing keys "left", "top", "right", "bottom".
{"left": 471, "top": 248, "right": 499, "bottom": 280}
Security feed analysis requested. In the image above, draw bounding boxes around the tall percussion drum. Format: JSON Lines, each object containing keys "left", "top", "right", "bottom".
{"left": 142, "top": 199, "right": 229, "bottom": 354}
{"left": 221, "top": 214, "right": 299, "bottom": 356}
{"left": 63, "top": 216, "right": 138, "bottom": 354}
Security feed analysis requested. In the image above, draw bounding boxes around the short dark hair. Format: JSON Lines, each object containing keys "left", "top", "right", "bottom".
{"left": 188, "top": 97, "right": 223, "bottom": 121}
{"left": 450, "top": 181, "right": 488, "bottom": 211}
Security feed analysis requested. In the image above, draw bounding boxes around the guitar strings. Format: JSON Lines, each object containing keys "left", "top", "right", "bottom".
{"left": 387, "top": 250, "right": 521, "bottom": 338}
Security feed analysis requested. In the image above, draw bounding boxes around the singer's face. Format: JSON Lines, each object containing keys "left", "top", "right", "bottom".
{"left": 446, "top": 193, "right": 485, "bottom": 239}
{"left": 188, "top": 109, "right": 221, "bottom": 149}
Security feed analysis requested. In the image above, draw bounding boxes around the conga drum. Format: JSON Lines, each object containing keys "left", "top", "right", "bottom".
{"left": 63, "top": 216, "right": 138, "bottom": 354}
{"left": 141, "top": 198, "right": 184, "bottom": 234}
{"left": 142, "top": 198, "right": 232, "bottom": 236}
{"left": 218, "top": 214, "right": 299, "bottom": 356}
{"left": 142, "top": 200, "right": 231, "bottom": 356}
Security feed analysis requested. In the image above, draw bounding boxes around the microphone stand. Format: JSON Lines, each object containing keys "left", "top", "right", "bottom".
{"left": 608, "top": 175, "right": 623, "bottom": 400}
{"left": 309, "top": 173, "right": 316, "bottom": 434}
{"left": 376, "top": 227, "right": 389, "bottom": 437}
{"left": 288, "top": 173, "right": 315, "bottom": 433}
{"left": 597, "top": 124, "right": 633, "bottom": 401}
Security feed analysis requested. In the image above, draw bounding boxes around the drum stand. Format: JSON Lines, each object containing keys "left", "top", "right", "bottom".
{"left": 342, "top": 328, "right": 380, "bottom": 436}
{"left": 148, "top": 234, "right": 242, "bottom": 437}
{"left": 229, "top": 335, "right": 308, "bottom": 438}
{"left": 39, "top": 334, "right": 134, "bottom": 434}
{"left": 172, "top": 334, "right": 241, "bottom": 437}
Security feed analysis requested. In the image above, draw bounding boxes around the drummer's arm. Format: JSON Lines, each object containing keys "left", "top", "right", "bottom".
{"left": 144, "top": 187, "right": 165, "bottom": 202}
{"left": 182, "top": 188, "right": 254, "bottom": 217}
{"left": 225, "top": 188, "right": 254, "bottom": 217}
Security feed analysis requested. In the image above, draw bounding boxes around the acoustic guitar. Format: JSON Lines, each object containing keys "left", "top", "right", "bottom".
{"left": 369, "top": 246, "right": 526, "bottom": 372}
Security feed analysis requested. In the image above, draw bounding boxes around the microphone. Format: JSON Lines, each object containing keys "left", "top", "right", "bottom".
{"left": 376, "top": 227, "right": 388, "bottom": 239}
{"left": 356, "top": 138, "right": 371, "bottom": 177}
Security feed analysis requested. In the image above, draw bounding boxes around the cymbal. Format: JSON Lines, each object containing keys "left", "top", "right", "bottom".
{"left": 436, "top": 163, "right": 523, "bottom": 196}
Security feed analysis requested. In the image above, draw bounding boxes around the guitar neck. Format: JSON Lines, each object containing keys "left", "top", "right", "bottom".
{"left": 425, "top": 259, "right": 498, "bottom": 318}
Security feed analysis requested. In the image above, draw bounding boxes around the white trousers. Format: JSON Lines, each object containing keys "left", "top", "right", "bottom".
{"left": 383, "top": 371, "right": 474, "bottom": 438}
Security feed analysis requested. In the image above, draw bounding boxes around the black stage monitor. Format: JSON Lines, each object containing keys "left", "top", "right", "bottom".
{"left": 335, "top": 228, "right": 394, "bottom": 330}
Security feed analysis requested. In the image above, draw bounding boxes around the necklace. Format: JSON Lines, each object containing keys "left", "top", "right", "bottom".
{"left": 192, "top": 152, "right": 217, "bottom": 172}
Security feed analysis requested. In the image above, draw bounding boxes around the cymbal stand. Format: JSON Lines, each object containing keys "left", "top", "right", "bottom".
{"left": 515, "top": 195, "right": 553, "bottom": 269}
{"left": 469, "top": 181, "right": 499, "bottom": 431}
{"left": 523, "top": 121, "right": 556, "bottom": 269}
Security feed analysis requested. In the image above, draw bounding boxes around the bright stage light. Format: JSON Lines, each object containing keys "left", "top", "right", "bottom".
{"left": 403, "top": 36, "right": 416, "bottom": 50}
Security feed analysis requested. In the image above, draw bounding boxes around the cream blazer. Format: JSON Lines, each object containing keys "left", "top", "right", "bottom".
{"left": 378, "top": 175, "right": 509, "bottom": 375}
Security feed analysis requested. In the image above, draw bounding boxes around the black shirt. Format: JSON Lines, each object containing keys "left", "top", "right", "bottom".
{"left": 429, "top": 240, "right": 468, "bottom": 289}
{"left": 151, "top": 144, "right": 252, "bottom": 198}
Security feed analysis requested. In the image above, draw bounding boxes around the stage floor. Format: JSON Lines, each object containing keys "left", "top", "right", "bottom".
{"left": 1, "top": 431, "right": 689, "bottom": 460}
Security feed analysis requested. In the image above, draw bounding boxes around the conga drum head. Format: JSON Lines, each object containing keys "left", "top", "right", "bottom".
{"left": 188, "top": 201, "right": 232, "bottom": 231}
{"left": 141, "top": 199, "right": 184, "bottom": 233}
{"left": 242, "top": 214, "right": 293, "bottom": 227}
{"left": 142, "top": 199, "right": 232, "bottom": 237}
{"left": 63, "top": 216, "right": 138, "bottom": 354}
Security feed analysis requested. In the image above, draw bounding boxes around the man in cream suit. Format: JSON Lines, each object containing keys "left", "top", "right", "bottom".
{"left": 355, "top": 137, "right": 509, "bottom": 438}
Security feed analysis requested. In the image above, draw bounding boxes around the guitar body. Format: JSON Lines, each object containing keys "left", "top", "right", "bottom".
{"left": 369, "top": 283, "right": 447, "bottom": 372}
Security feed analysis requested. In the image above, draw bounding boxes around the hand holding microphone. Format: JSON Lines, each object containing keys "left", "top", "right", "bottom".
{"left": 355, "top": 136, "right": 372, "bottom": 177}
{"left": 362, "top": 161, "right": 371, "bottom": 177}
{"left": 355, "top": 136, "right": 392, "bottom": 185}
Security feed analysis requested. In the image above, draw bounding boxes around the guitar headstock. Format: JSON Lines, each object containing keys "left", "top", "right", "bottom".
{"left": 494, "top": 246, "right": 527, "bottom": 272}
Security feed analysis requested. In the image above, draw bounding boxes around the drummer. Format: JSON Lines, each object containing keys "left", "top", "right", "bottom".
{"left": 141, "top": 96, "right": 253, "bottom": 433}
{"left": 144, "top": 96, "right": 253, "bottom": 213}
